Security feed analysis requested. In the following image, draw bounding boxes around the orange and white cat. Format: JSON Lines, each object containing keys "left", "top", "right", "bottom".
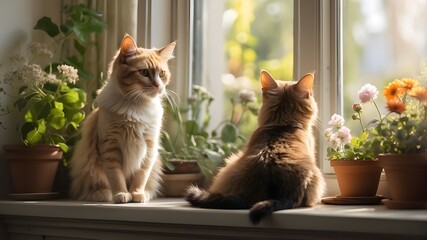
{"left": 70, "top": 34, "right": 176, "bottom": 203}
{"left": 185, "top": 71, "right": 325, "bottom": 224}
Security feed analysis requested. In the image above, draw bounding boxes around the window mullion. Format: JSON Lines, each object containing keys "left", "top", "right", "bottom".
{"left": 294, "top": 0, "right": 341, "bottom": 173}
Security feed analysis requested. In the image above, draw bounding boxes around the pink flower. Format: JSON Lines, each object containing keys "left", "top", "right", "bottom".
{"left": 358, "top": 83, "right": 378, "bottom": 103}
{"left": 328, "top": 113, "right": 345, "bottom": 128}
{"left": 337, "top": 126, "right": 352, "bottom": 144}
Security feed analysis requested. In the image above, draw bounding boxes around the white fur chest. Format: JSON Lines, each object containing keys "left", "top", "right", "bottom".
{"left": 97, "top": 95, "right": 163, "bottom": 177}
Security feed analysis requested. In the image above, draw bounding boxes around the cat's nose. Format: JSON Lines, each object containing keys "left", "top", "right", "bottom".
{"left": 151, "top": 77, "right": 161, "bottom": 88}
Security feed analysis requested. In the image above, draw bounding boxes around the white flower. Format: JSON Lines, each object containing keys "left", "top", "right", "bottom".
{"left": 5, "top": 63, "right": 46, "bottom": 86}
{"left": 330, "top": 133, "right": 342, "bottom": 148}
{"left": 46, "top": 73, "right": 61, "bottom": 85}
{"left": 328, "top": 113, "right": 345, "bottom": 128}
{"left": 324, "top": 127, "right": 333, "bottom": 140}
{"left": 358, "top": 83, "right": 378, "bottom": 103}
{"left": 27, "top": 42, "right": 53, "bottom": 59}
{"left": 239, "top": 89, "right": 256, "bottom": 102}
{"left": 58, "top": 64, "right": 79, "bottom": 84}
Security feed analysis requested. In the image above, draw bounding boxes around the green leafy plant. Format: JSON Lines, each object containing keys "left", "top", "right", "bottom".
{"left": 1, "top": 43, "right": 86, "bottom": 157}
{"left": 160, "top": 85, "right": 259, "bottom": 178}
{"left": 34, "top": 4, "right": 107, "bottom": 105}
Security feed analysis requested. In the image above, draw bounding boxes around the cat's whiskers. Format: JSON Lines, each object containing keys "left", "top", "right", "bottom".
{"left": 163, "top": 89, "right": 180, "bottom": 108}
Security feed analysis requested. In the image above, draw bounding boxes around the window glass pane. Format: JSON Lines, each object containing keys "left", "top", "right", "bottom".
{"left": 222, "top": 0, "right": 293, "bottom": 137}
{"left": 342, "top": 0, "right": 427, "bottom": 132}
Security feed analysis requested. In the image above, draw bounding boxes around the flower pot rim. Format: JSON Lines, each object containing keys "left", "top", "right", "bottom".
{"left": 168, "top": 158, "right": 198, "bottom": 163}
{"left": 329, "top": 159, "right": 378, "bottom": 161}
{"left": 330, "top": 159, "right": 380, "bottom": 167}
{"left": 378, "top": 153, "right": 427, "bottom": 157}
{"left": 3, "top": 143, "right": 61, "bottom": 151}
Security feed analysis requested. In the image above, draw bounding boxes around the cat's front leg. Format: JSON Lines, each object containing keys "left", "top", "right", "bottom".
{"left": 129, "top": 170, "right": 149, "bottom": 203}
{"left": 101, "top": 151, "right": 132, "bottom": 203}
{"left": 129, "top": 159, "right": 158, "bottom": 203}
{"left": 129, "top": 139, "right": 159, "bottom": 203}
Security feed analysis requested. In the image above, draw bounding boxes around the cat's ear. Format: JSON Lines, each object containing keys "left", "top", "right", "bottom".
{"left": 295, "top": 73, "right": 315, "bottom": 98}
{"left": 260, "top": 70, "right": 278, "bottom": 92}
{"left": 158, "top": 42, "right": 176, "bottom": 60}
{"left": 120, "top": 34, "right": 138, "bottom": 56}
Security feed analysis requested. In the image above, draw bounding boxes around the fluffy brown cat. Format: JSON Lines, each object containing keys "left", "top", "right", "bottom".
{"left": 70, "top": 34, "right": 176, "bottom": 203}
{"left": 185, "top": 71, "right": 325, "bottom": 224}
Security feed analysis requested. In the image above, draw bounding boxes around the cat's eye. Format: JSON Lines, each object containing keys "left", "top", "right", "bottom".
{"left": 159, "top": 70, "right": 166, "bottom": 78}
{"left": 139, "top": 69, "right": 150, "bottom": 77}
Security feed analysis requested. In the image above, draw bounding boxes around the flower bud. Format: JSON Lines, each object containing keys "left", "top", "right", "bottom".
{"left": 352, "top": 113, "right": 360, "bottom": 120}
{"left": 352, "top": 102, "right": 362, "bottom": 112}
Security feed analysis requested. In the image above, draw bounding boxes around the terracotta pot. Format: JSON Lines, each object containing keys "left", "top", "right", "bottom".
{"left": 162, "top": 159, "right": 205, "bottom": 197}
{"left": 164, "top": 159, "right": 201, "bottom": 174}
{"left": 3, "top": 144, "right": 63, "bottom": 193}
{"left": 379, "top": 153, "right": 427, "bottom": 209}
{"left": 331, "top": 160, "right": 382, "bottom": 197}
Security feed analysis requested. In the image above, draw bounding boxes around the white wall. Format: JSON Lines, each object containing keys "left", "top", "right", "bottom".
{"left": 0, "top": 0, "right": 61, "bottom": 198}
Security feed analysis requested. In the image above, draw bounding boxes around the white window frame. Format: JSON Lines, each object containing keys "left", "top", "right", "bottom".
{"left": 138, "top": 0, "right": 193, "bottom": 99}
{"left": 139, "top": 0, "right": 342, "bottom": 177}
{"left": 294, "top": 0, "right": 341, "bottom": 174}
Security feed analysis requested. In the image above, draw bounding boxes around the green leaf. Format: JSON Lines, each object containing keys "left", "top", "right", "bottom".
{"left": 221, "top": 123, "right": 238, "bottom": 143}
{"left": 204, "top": 149, "right": 223, "bottom": 167}
{"left": 185, "top": 120, "right": 200, "bottom": 135}
{"left": 57, "top": 91, "right": 80, "bottom": 103}
{"left": 71, "top": 111, "right": 85, "bottom": 124}
{"left": 47, "top": 108, "right": 66, "bottom": 130}
{"left": 58, "top": 143, "right": 69, "bottom": 153}
{"left": 73, "top": 39, "right": 86, "bottom": 56}
{"left": 34, "top": 17, "right": 60, "bottom": 37}
{"left": 54, "top": 101, "right": 64, "bottom": 110}
{"left": 25, "top": 130, "right": 43, "bottom": 145}
{"left": 37, "top": 119, "right": 47, "bottom": 134}
{"left": 24, "top": 110, "right": 34, "bottom": 122}
{"left": 25, "top": 120, "right": 46, "bottom": 145}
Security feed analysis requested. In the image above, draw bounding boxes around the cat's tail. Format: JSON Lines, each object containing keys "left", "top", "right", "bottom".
{"left": 185, "top": 185, "right": 250, "bottom": 209}
{"left": 249, "top": 199, "right": 294, "bottom": 224}
{"left": 185, "top": 186, "right": 294, "bottom": 224}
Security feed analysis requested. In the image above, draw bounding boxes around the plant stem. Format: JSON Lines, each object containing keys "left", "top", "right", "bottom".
{"left": 229, "top": 98, "right": 236, "bottom": 123}
{"left": 358, "top": 112, "right": 365, "bottom": 132}
{"left": 372, "top": 99, "right": 382, "bottom": 122}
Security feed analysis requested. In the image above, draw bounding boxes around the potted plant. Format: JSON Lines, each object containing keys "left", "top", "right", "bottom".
{"left": 160, "top": 85, "right": 258, "bottom": 197}
{"left": 322, "top": 83, "right": 383, "bottom": 205}
{"left": 32, "top": 3, "right": 107, "bottom": 110}
{"left": 374, "top": 77, "right": 427, "bottom": 209}
{"left": 0, "top": 4, "right": 106, "bottom": 199}
{"left": 1, "top": 43, "right": 86, "bottom": 199}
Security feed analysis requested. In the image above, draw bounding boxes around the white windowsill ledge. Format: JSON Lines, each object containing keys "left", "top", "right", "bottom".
{"left": 0, "top": 199, "right": 426, "bottom": 240}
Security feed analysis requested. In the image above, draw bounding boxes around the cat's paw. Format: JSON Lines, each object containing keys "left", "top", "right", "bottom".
{"left": 131, "top": 191, "right": 149, "bottom": 203}
{"left": 113, "top": 192, "right": 132, "bottom": 203}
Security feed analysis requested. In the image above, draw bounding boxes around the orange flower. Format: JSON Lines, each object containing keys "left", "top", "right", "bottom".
{"left": 410, "top": 86, "right": 427, "bottom": 101}
{"left": 383, "top": 79, "right": 403, "bottom": 101}
{"left": 400, "top": 78, "right": 419, "bottom": 93}
{"left": 386, "top": 100, "right": 406, "bottom": 114}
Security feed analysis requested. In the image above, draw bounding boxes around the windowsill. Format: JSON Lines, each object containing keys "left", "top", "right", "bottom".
{"left": 1, "top": 199, "right": 426, "bottom": 239}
